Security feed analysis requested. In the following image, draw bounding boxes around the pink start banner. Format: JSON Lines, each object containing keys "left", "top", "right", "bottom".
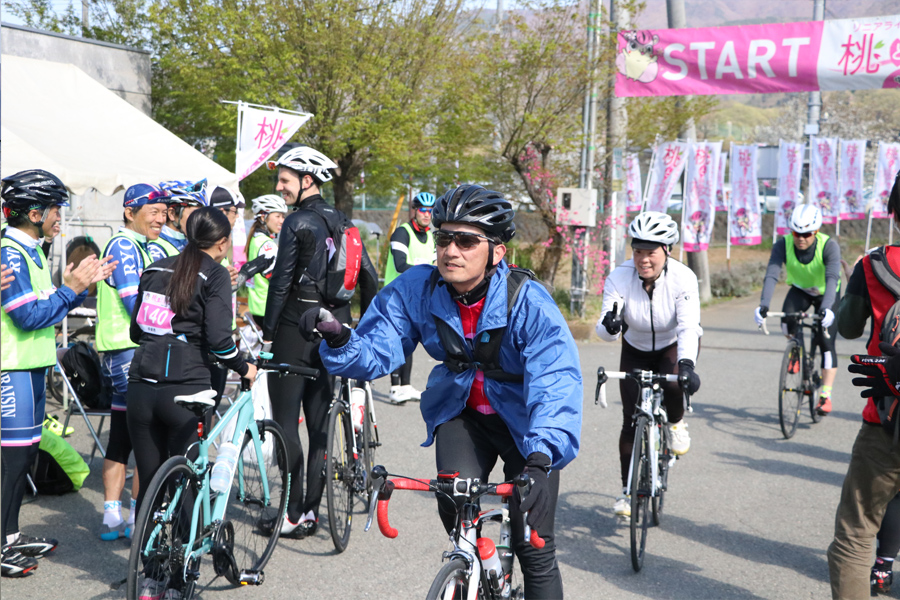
{"left": 615, "top": 15, "right": 900, "bottom": 97}
{"left": 683, "top": 142, "right": 721, "bottom": 252}
{"left": 775, "top": 140, "right": 804, "bottom": 236}
{"left": 873, "top": 142, "right": 900, "bottom": 218}
{"left": 729, "top": 145, "right": 761, "bottom": 246}
{"left": 839, "top": 139, "right": 867, "bottom": 220}
{"left": 810, "top": 137, "right": 840, "bottom": 224}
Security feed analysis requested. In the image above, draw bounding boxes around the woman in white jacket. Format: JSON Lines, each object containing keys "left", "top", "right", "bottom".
{"left": 596, "top": 211, "right": 703, "bottom": 517}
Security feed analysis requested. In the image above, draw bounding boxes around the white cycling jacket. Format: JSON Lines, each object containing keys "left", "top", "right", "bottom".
{"left": 596, "top": 258, "right": 702, "bottom": 363}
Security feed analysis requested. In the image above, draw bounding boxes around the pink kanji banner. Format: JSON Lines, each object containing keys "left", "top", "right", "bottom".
{"left": 645, "top": 142, "right": 688, "bottom": 213}
{"left": 810, "top": 137, "right": 840, "bottom": 224}
{"left": 873, "top": 143, "right": 900, "bottom": 218}
{"left": 715, "top": 152, "right": 728, "bottom": 212}
{"left": 615, "top": 15, "right": 900, "bottom": 98}
{"left": 776, "top": 140, "right": 804, "bottom": 235}
{"left": 683, "top": 142, "right": 721, "bottom": 252}
{"left": 624, "top": 153, "right": 643, "bottom": 212}
{"left": 236, "top": 103, "right": 312, "bottom": 181}
{"left": 730, "top": 145, "right": 761, "bottom": 246}
{"left": 839, "top": 139, "right": 867, "bottom": 220}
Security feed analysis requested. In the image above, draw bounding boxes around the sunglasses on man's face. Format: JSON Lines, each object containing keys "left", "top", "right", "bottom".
{"left": 417, "top": 207, "right": 433, "bottom": 214}
{"left": 434, "top": 230, "right": 494, "bottom": 250}
{"left": 792, "top": 230, "right": 815, "bottom": 239}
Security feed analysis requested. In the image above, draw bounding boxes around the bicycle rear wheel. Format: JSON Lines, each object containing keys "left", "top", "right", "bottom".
{"left": 807, "top": 344, "right": 824, "bottom": 423}
{"left": 652, "top": 423, "right": 670, "bottom": 527}
{"left": 126, "top": 456, "right": 199, "bottom": 600}
{"left": 630, "top": 417, "right": 652, "bottom": 572}
{"left": 226, "top": 419, "right": 289, "bottom": 584}
{"left": 425, "top": 558, "right": 474, "bottom": 600}
{"left": 325, "top": 400, "right": 354, "bottom": 552}
{"left": 778, "top": 340, "right": 804, "bottom": 439}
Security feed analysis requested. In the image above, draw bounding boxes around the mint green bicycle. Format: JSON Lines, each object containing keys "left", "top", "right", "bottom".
{"left": 125, "top": 360, "right": 318, "bottom": 600}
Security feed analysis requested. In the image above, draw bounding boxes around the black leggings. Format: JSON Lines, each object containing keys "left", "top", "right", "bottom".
{"left": 268, "top": 325, "right": 333, "bottom": 523}
{"left": 878, "top": 492, "right": 900, "bottom": 560}
{"left": 618, "top": 340, "right": 685, "bottom": 487}
{"left": 126, "top": 381, "right": 207, "bottom": 515}
{"left": 391, "top": 354, "right": 413, "bottom": 387}
{"left": 435, "top": 408, "right": 563, "bottom": 599}
{"left": 1, "top": 442, "right": 39, "bottom": 541}
{"left": 781, "top": 286, "right": 840, "bottom": 370}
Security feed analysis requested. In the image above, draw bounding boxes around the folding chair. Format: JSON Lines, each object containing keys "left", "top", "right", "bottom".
{"left": 57, "top": 348, "right": 109, "bottom": 464}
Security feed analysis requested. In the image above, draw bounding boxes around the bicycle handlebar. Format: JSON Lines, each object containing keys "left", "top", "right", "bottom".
{"left": 594, "top": 367, "right": 680, "bottom": 408}
{"left": 256, "top": 360, "right": 319, "bottom": 379}
{"left": 370, "top": 471, "right": 543, "bottom": 549}
{"left": 759, "top": 312, "right": 829, "bottom": 339}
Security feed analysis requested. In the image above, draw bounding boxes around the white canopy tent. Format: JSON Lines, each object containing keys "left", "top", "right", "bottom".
{"left": 1, "top": 54, "right": 238, "bottom": 193}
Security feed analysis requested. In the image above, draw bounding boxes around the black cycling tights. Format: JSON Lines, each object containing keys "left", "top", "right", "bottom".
{"left": 268, "top": 326, "right": 333, "bottom": 524}
{"left": 618, "top": 340, "right": 685, "bottom": 488}
{"left": 390, "top": 354, "right": 413, "bottom": 387}
{"left": 878, "top": 492, "right": 900, "bottom": 560}
{"left": 1, "top": 442, "right": 39, "bottom": 541}
{"left": 435, "top": 408, "right": 563, "bottom": 599}
{"left": 781, "top": 286, "right": 840, "bottom": 370}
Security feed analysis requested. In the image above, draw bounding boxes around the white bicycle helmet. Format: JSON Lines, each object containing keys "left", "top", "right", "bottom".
{"left": 790, "top": 204, "right": 822, "bottom": 233}
{"left": 251, "top": 194, "right": 288, "bottom": 216}
{"left": 629, "top": 211, "right": 679, "bottom": 247}
{"left": 267, "top": 146, "right": 338, "bottom": 183}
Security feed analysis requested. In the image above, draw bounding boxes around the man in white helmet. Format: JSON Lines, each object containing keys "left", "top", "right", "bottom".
{"left": 595, "top": 211, "right": 703, "bottom": 518}
{"left": 259, "top": 146, "right": 379, "bottom": 538}
{"left": 755, "top": 204, "right": 842, "bottom": 415}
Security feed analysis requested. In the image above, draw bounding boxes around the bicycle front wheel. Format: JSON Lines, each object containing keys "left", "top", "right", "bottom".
{"left": 425, "top": 558, "right": 475, "bottom": 600}
{"left": 778, "top": 340, "right": 804, "bottom": 439}
{"left": 325, "top": 400, "right": 354, "bottom": 552}
{"left": 630, "top": 417, "right": 652, "bottom": 572}
{"left": 226, "top": 419, "right": 289, "bottom": 584}
{"left": 126, "top": 456, "right": 199, "bottom": 600}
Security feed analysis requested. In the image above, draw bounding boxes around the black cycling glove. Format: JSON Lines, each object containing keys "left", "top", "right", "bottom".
{"left": 601, "top": 302, "right": 625, "bottom": 336}
{"left": 298, "top": 307, "right": 351, "bottom": 348}
{"left": 516, "top": 452, "right": 552, "bottom": 533}
{"left": 849, "top": 342, "right": 900, "bottom": 399}
{"left": 678, "top": 359, "right": 701, "bottom": 395}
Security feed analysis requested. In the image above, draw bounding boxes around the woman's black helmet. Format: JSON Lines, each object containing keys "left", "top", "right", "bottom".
{"left": 433, "top": 184, "right": 516, "bottom": 243}
{"left": 1, "top": 169, "right": 70, "bottom": 216}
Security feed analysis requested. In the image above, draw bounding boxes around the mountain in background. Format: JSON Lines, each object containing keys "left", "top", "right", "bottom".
{"left": 633, "top": 0, "right": 900, "bottom": 28}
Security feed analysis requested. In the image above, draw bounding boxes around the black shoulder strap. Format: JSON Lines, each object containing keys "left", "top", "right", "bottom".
{"left": 870, "top": 247, "right": 900, "bottom": 300}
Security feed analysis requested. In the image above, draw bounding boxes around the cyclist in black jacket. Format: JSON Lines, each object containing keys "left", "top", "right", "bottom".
{"left": 260, "top": 146, "right": 378, "bottom": 538}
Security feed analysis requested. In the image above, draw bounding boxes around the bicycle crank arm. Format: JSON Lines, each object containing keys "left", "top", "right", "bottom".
{"left": 239, "top": 570, "right": 265, "bottom": 586}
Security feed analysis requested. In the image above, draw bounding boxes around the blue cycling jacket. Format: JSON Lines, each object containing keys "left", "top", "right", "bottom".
{"left": 320, "top": 261, "right": 583, "bottom": 470}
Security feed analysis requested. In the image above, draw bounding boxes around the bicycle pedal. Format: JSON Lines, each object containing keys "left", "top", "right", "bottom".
{"left": 239, "top": 570, "right": 264, "bottom": 586}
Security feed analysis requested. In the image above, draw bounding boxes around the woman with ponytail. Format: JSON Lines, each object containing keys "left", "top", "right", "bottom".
{"left": 125, "top": 207, "right": 257, "bottom": 515}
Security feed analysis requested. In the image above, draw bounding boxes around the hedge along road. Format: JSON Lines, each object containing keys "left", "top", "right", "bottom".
{"left": 9, "top": 288, "right": 866, "bottom": 599}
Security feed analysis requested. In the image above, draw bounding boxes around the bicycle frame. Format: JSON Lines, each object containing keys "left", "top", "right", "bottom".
{"left": 762, "top": 311, "right": 827, "bottom": 391}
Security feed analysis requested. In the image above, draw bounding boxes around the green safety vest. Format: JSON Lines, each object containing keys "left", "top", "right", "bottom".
{"left": 96, "top": 229, "right": 151, "bottom": 352}
{"left": 785, "top": 232, "right": 841, "bottom": 297}
{"left": 247, "top": 232, "right": 275, "bottom": 316}
{"left": 149, "top": 236, "right": 179, "bottom": 260}
{"left": 384, "top": 222, "right": 435, "bottom": 286}
{"left": 0, "top": 236, "right": 57, "bottom": 370}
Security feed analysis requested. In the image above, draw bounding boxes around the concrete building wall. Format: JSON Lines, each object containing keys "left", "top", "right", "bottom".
{"left": 1, "top": 23, "right": 151, "bottom": 114}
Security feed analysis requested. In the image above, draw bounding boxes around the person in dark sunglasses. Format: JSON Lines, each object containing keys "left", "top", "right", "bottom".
{"left": 301, "top": 183, "right": 582, "bottom": 599}
{"left": 755, "top": 203, "right": 842, "bottom": 415}
{"left": 383, "top": 191, "right": 437, "bottom": 404}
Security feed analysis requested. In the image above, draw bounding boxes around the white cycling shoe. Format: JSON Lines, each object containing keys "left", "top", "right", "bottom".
{"left": 389, "top": 386, "right": 409, "bottom": 405}
{"left": 613, "top": 494, "right": 631, "bottom": 517}
{"left": 403, "top": 385, "right": 422, "bottom": 401}
{"left": 668, "top": 421, "right": 691, "bottom": 456}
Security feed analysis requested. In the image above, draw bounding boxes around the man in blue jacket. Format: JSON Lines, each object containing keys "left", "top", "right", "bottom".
{"left": 301, "top": 184, "right": 582, "bottom": 598}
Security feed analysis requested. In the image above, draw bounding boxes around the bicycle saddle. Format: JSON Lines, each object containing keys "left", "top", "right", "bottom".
{"left": 174, "top": 389, "right": 217, "bottom": 416}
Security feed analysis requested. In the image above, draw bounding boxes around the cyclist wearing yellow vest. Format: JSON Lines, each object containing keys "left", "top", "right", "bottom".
{"left": 755, "top": 204, "right": 842, "bottom": 414}
{"left": 384, "top": 191, "right": 436, "bottom": 404}
{"left": 96, "top": 183, "right": 168, "bottom": 542}
{"left": 1, "top": 170, "right": 114, "bottom": 577}
{"left": 147, "top": 180, "right": 209, "bottom": 262}
{"left": 246, "top": 194, "right": 286, "bottom": 326}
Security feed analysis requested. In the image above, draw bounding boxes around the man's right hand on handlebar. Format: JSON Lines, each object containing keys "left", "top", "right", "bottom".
{"left": 299, "top": 307, "right": 351, "bottom": 348}
{"left": 678, "top": 359, "right": 701, "bottom": 395}
{"left": 516, "top": 452, "right": 552, "bottom": 533}
{"left": 601, "top": 301, "right": 626, "bottom": 336}
{"left": 754, "top": 305, "right": 768, "bottom": 326}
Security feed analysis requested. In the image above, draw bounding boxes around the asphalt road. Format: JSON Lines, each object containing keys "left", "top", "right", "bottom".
{"left": 7, "top": 288, "right": 879, "bottom": 599}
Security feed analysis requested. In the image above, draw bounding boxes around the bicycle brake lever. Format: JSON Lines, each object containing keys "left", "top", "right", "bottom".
{"left": 365, "top": 465, "right": 388, "bottom": 532}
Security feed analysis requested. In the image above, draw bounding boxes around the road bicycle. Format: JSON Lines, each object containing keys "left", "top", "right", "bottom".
{"left": 364, "top": 465, "right": 543, "bottom": 600}
{"left": 760, "top": 311, "right": 828, "bottom": 439}
{"left": 125, "top": 360, "right": 318, "bottom": 600}
{"left": 596, "top": 367, "right": 689, "bottom": 572}
{"left": 324, "top": 377, "right": 380, "bottom": 552}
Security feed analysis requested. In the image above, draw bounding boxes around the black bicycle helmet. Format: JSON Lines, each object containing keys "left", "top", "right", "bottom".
{"left": 1, "top": 169, "right": 70, "bottom": 213}
{"left": 433, "top": 184, "right": 516, "bottom": 243}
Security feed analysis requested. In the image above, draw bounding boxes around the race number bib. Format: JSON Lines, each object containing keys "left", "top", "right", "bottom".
{"left": 137, "top": 291, "right": 175, "bottom": 336}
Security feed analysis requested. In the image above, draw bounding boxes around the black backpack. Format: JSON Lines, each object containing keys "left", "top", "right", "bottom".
{"left": 61, "top": 342, "right": 111, "bottom": 410}
{"left": 302, "top": 203, "right": 363, "bottom": 307}
{"left": 429, "top": 266, "right": 547, "bottom": 383}
{"left": 867, "top": 247, "right": 900, "bottom": 442}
